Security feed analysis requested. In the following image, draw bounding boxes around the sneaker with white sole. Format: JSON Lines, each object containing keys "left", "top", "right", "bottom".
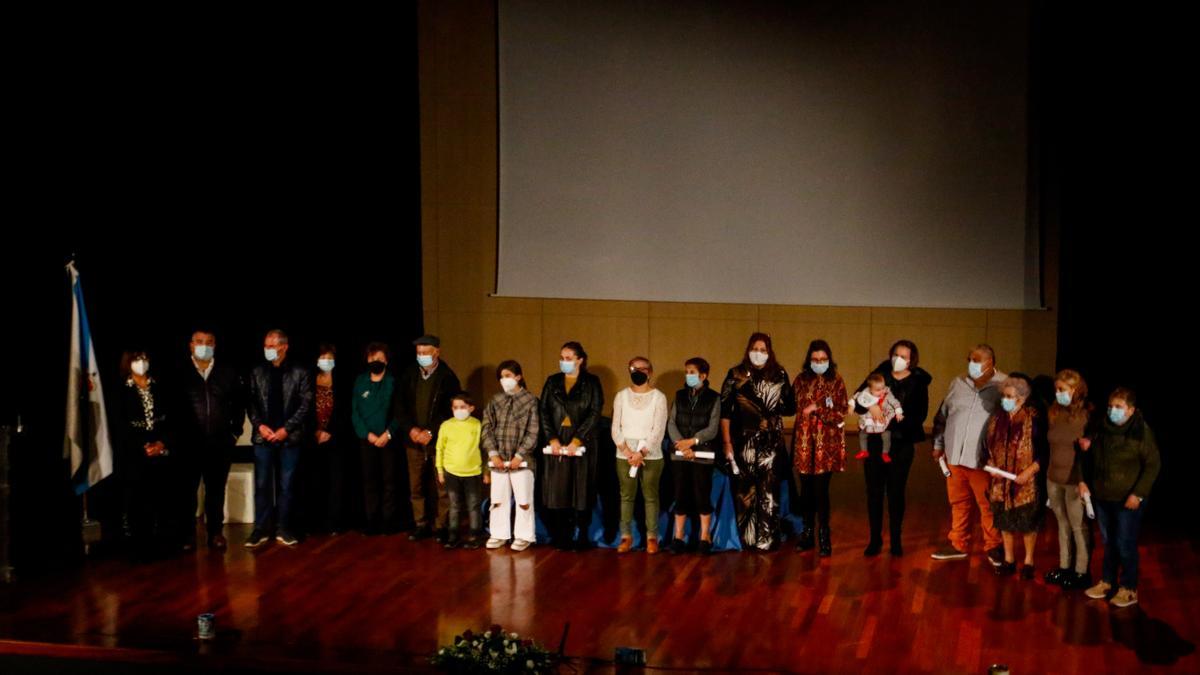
{"left": 930, "top": 545, "right": 968, "bottom": 560}
{"left": 510, "top": 539, "right": 531, "bottom": 552}
{"left": 244, "top": 530, "right": 270, "bottom": 548}
{"left": 276, "top": 532, "right": 299, "bottom": 547}
{"left": 1085, "top": 580, "right": 1113, "bottom": 599}
{"left": 1110, "top": 587, "right": 1138, "bottom": 608}
{"left": 486, "top": 538, "right": 506, "bottom": 549}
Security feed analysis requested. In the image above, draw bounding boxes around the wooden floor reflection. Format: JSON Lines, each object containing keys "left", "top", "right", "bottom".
{"left": 2, "top": 442, "right": 1197, "bottom": 673}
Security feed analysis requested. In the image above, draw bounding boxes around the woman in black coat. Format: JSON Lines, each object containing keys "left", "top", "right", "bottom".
{"left": 116, "top": 349, "right": 178, "bottom": 558}
{"left": 850, "top": 339, "right": 931, "bottom": 556}
{"left": 540, "top": 341, "right": 604, "bottom": 550}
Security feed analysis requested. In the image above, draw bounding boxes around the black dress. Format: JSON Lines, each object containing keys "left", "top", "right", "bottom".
{"left": 720, "top": 365, "right": 796, "bottom": 550}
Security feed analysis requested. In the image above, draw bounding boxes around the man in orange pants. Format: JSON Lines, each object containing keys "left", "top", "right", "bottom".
{"left": 930, "top": 344, "right": 1006, "bottom": 565}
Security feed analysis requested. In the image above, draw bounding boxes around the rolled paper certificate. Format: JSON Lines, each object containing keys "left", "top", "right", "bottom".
{"left": 1082, "top": 492, "right": 1095, "bottom": 519}
{"left": 983, "top": 465, "right": 1018, "bottom": 481}
{"left": 629, "top": 440, "right": 649, "bottom": 477}
{"left": 494, "top": 459, "right": 530, "bottom": 471}
{"left": 938, "top": 456, "right": 952, "bottom": 478}
{"left": 543, "top": 445, "right": 586, "bottom": 455}
{"left": 674, "top": 450, "right": 717, "bottom": 460}
{"left": 731, "top": 461, "right": 740, "bottom": 476}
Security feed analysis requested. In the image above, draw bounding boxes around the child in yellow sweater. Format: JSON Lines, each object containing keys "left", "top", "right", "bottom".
{"left": 436, "top": 392, "right": 487, "bottom": 548}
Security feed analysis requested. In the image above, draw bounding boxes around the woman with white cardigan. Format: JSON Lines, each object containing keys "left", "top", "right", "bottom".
{"left": 612, "top": 356, "right": 668, "bottom": 554}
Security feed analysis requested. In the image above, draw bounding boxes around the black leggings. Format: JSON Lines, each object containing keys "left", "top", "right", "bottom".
{"left": 796, "top": 471, "right": 833, "bottom": 529}
{"left": 673, "top": 461, "right": 714, "bottom": 516}
{"left": 862, "top": 437, "right": 915, "bottom": 544}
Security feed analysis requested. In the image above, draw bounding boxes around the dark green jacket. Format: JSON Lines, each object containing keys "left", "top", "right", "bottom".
{"left": 1078, "top": 410, "right": 1160, "bottom": 502}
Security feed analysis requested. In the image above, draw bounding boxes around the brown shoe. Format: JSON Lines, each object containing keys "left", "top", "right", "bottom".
{"left": 617, "top": 535, "right": 633, "bottom": 553}
{"left": 646, "top": 537, "right": 659, "bottom": 555}
{"left": 207, "top": 535, "right": 227, "bottom": 550}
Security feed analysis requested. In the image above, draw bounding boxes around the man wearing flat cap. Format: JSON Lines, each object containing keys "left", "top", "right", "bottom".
{"left": 393, "top": 335, "right": 461, "bottom": 540}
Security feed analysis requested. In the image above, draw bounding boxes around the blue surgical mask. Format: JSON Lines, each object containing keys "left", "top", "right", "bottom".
{"left": 416, "top": 354, "right": 434, "bottom": 368}
{"left": 1001, "top": 397, "right": 1017, "bottom": 413}
{"left": 559, "top": 360, "right": 576, "bottom": 375}
{"left": 1108, "top": 407, "right": 1127, "bottom": 425}
{"left": 1055, "top": 390, "right": 1072, "bottom": 406}
{"left": 193, "top": 345, "right": 213, "bottom": 361}
{"left": 811, "top": 361, "right": 829, "bottom": 376}
{"left": 685, "top": 373, "right": 702, "bottom": 388}
{"left": 968, "top": 361, "right": 985, "bottom": 379}
{"left": 264, "top": 348, "right": 279, "bottom": 362}
{"left": 317, "top": 359, "right": 335, "bottom": 373}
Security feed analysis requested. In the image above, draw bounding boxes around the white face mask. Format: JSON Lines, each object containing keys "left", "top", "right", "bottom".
{"left": 453, "top": 409, "right": 471, "bottom": 421}
{"left": 748, "top": 351, "right": 769, "bottom": 367}
{"left": 968, "top": 361, "right": 985, "bottom": 379}
{"left": 317, "top": 358, "right": 335, "bottom": 373}
{"left": 131, "top": 359, "right": 149, "bottom": 376}
{"left": 500, "top": 377, "right": 519, "bottom": 393}
{"left": 193, "top": 344, "right": 214, "bottom": 361}
{"left": 892, "top": 356, "right": 908, "bottom": 372}
{"left": 264, "top": 348, "right": 280, "bottom": 362}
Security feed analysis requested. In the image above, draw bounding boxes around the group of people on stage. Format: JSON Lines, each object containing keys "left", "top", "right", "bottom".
{"left": 115, "top": 328, "right": 1160, "bottom": 608}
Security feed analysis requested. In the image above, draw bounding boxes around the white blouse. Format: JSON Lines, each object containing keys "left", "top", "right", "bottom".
{"left": 611, "top": 387, "right": 668, "bottom": 460}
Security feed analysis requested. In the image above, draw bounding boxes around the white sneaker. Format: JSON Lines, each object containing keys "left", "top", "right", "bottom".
{"left": 485, "top": 538, "right": 506, "bottom": 549}
{"left": 510, "top": 539, "right": 531, "bottom": 552}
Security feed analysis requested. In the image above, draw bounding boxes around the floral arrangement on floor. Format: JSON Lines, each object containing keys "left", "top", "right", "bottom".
{"left": 431, "top": 624, "right": 556, "bottom": 673}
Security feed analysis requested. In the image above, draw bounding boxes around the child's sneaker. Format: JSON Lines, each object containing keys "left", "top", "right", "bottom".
{"left": 855, "top": 449, "right": 869, "bottom": 460}
{"left": 485, "top": 538, "right": 506, "bottom": 549}
{"left": 881, "top": 453, "right": 892, "bottom": 464}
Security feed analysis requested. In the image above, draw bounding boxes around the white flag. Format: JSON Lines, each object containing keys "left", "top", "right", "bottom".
{"left": 63, "top": 261, "right": 113, "bottom": 494}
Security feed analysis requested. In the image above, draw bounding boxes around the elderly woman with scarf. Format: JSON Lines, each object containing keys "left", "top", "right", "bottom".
{"left": 985, "top": 375, "right": 1048, "bottom": 579}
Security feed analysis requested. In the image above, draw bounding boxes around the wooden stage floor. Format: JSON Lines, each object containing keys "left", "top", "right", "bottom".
{"left": 2, "top": 441, "right": 1197, "bottom": 673}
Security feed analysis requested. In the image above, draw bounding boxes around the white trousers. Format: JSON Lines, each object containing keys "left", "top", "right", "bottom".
{"left": 489, "top": 468, "right": 536, "bottom": 542}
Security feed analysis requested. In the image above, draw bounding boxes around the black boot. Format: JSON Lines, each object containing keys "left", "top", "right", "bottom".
{"left": 794, "top": 527, "right": 815, "bottom": 552}
{"left": 818, "top": 527, "right": 831, "bottom": 557}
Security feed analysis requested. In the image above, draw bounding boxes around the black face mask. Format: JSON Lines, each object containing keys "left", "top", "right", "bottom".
{"left": 630, "top": 370, "right": 649, "bottom": 386}
{"left": 368, "top": 361, "right": 387, "bottom": 375}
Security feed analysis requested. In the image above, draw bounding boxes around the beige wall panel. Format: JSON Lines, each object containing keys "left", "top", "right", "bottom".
{"left": 434, "top": 96, "right": 496, "bottom": 208}
{"left": 543, "top": 299, "right": 649, "bottom": 319}
{"left": 649, "top": 302, "right": 759, "bottom": 321}
{"left": 437, "top": 205, "right": 496, "bottom": 312}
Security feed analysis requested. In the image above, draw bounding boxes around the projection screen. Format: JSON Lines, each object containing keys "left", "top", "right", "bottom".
{"left": 497, "top": 0, "right": 1039, "bottom": 309}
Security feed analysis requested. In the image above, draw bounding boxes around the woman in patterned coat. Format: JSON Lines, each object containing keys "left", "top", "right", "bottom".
{"left": 720, "top": 333, "right": 796, "bottom": 550}
{"left": 792, "top": 339, "right": 848, "bottom": 557}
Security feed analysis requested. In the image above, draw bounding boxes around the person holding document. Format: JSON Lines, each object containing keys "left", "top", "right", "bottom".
{"left": 984, "top": 376, "right": 1048, "bottom": 578}
{"left": 792, "top": 339, "right": 848, "bottom": 558}
{"left": 482, "top": 360, "right": 540, "bottom": 552}
{"left": 930, "top": 345, "right": 1007, "bottom": 565}
{"left": 667, "top": 357, "right": 721, "bottom": 555}
{"left": 1078, "top": 387, "right": 1160, "bottom": 608}
{"left": 611, "top": 356, "right": 668, "bottom": 554}
{"left": 1043, "top": 369, "right": 1094, "bottom": 590}
{"left": 540, "top": 341, "right": 604, "bottom": 551}
{"left": 720, "top": 333, "right": 796, "bottom": 551}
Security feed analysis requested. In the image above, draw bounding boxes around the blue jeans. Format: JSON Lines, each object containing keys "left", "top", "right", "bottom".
{"left": 1095, "top": 498, "right": 1145, "bottom": 590}
{"left": 254, "top": 444, "right": 301, "bottom": 535}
